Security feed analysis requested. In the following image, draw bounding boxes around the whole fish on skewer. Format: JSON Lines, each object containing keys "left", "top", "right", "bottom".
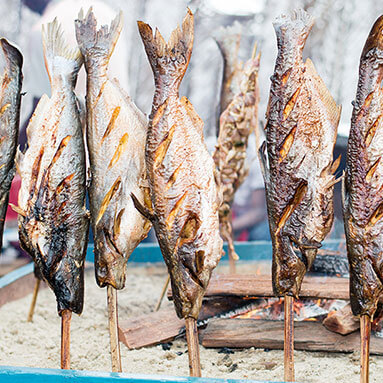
{"left": 260, "top": 10, "right": 341, "bottom": 380}
{"left": 75, "top": 8, "right": 151, "bottom": 372}
{"left": 213, "top": 44, "right": 260, "bottom": 269}
{"left": 136, "top": 9, "right": 222, "bottom": 376}
{"left": 0, "top": 39, "right": 23, "bottom": 251}
{"left": 15, "top": 19, "right": 89, "bottom": 368}
{"left": 343, "top": 16, "right": 383, "bottom": 383}
{"left": 260, "top": 10, "right": 341, "bottom": 298}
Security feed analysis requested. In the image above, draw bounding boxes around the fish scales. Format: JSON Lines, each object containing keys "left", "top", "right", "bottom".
{"left": 261, "top": 10, "right": 341, "bottom": 297}
{"left": 343, "top": 15, "right": 383, "bottom": 318}
{"left": 75, "top": 9, "right": 151, "bottom": 290}
{"left": 213, "top": 44, "right": 261, "bottom": 261}
{"left": 0, "top": 39, "right": 22, "bottom": 252}
{"left": 137, "top": 10, "right": 223, "bottom": 320}
{"left": 16, "top": 19, "right": 89, "bottom": 315}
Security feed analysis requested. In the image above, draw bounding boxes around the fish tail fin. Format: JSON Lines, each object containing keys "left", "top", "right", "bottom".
{"left": 75, "top": 8, "right": 122, "bottom": 68}
{"left": 137, "top": 8, "right": 194, "bottom": 89}
{"left": 0, "top": 38, "right": 23, "bottom": 73}
{"left": 42, "top": 17, "right": 83, "bottom": 87}
{"left": 273, "top": 9, "right": 314, "bottom": 51}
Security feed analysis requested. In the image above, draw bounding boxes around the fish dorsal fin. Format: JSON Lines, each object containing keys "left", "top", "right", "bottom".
{"left": 304, "top": 58, "right": 341, "bottom": 128}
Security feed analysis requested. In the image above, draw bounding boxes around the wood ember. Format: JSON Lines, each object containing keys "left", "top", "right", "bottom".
{"left": 201, "top": 319, "right": 383, "bottom": 355}
{"left": 168, "top": 274, "right": 350, "bottom": 301}
{"left": 323, "top": 303, "right": 359, "bottom": 335}
{"left": 311, "top": 250, "right": 349, "bottom": 277}
{"left": 118, "top": 297, "right": 259, "bottom": 349}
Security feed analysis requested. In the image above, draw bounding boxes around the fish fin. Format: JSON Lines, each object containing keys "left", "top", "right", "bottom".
{"left": 258, "top": 140, "right": 269, "bottom": 184}
{"left": 42, "top": 17, "right": 82, "bottom": 87}
{"left": 304, "top": 58, "right": 341, "bottom": 129}
{"left": 137, "top": 8, "right": 194, "bottom": 89}
{"left": 131, "top": 193, "right": 155, "bottom": 222}
{"left": 273, "top": 9, "right": 314, "bottom": 50}
{"left": 0, "top": 38, "right": 23, "bottom": 72}
{"left": 75, "top": 8, "right": 122, "bottom": 67}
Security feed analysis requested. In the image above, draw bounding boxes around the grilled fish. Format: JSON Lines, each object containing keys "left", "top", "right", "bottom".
{"left": 75, "top": 9, "right": 151, "bottom": 289}
{"left": 137, "top": 9, "right": 223, "bottom": 320}
{"left": 0, "top": 39, "right": 22, "bottom": 252}
{"left": 213, "top": 44, "right": 260, "bottom": 262}
{"left": 214, "top": 24, "right": 242, "bottom": 131}
{"left": 16, "top": 19, "right": 89, "bottom": 315}
{"left": 343, "top": 15, "right": 383, "bottom": 318}
{"left": 260, "top": 10, "right": 341, "bottom": 297}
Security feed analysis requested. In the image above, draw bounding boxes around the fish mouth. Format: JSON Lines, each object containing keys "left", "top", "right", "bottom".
{"left": 362, "top": 15, "right": 383, "bottom": 58}
{"left": 94, "top": 227, "right": 126, "bottom": 290}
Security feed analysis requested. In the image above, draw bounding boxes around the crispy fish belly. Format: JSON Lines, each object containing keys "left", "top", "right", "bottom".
{"left": 260, "top": 10, "right": 340, "bottom": 297}
{"left": 75, "top": 9, "right": 151, "bottom": 290}
{"left": 16, "top": 19, "right": 89, "bottom": 315}
{"left": 137, "top": 10, "right": 223, "bottom": 320}
{"left": 213, "top": 45, "right": 260, "bottom": 260}
{"left": 343, "top": 15, "right": 383, "bottom": 318}
{"left": 0, "top": 39, "right": 22, "bottom": 251}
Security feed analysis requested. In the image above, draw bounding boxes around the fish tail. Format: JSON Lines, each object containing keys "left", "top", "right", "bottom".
{"left": 0, "top": 38, "right": 23, "bottom": 73}
{"left": 273, "top": 9, "right": 314, "bottom": 51}
{"left": 75, "top": 8, "right": 122, "bottom": 68}
{"left": 42, "top": 17, "right": 82, "bottom": 87}
{"left": 361, "top": 14, "right": 383, "bottom": 59}
{"left": 137, "top": 8, "right": 194, "bottom": 89}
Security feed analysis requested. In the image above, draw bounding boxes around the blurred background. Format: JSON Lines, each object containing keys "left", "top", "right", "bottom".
{"left": 0, "top": 0, "right": 381, "bottom": 265}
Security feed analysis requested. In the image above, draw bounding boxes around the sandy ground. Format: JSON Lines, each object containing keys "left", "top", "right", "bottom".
{"left": 0, "top": 263, "right": 383, "bottom": 382}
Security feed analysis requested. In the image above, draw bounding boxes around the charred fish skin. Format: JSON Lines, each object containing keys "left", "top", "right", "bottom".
{"left": 261, "top": 10, "right": 341, "bottom": 297}
{"left": 0, "top": 39, "right": 23, "bottom": 252}
{"left": 343, "top": 15, "right": 383, "bottom": 318}
{"left": 16, "top": 19, "right": 89, "bottom": 315}
{"left": 137, "top": 9, "right": 223, "bottom": 320}
{"left": 75, "top": 9, "right": 151, "bottom": 290}
{"left": 213, "top": 45, "right": 261, "bottom": 261}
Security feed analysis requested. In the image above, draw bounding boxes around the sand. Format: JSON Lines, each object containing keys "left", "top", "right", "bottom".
{"left": 0, "top": 263, "right": 382, "bottom": 382}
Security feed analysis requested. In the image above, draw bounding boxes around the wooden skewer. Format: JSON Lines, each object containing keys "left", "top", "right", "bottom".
{"left": 284, "top": 295, "right": 295, "bottom": 382}
{"left": 27, "top": 278, "right": 41, "bottom": 322}
{"left": 107, "top": 285, "right": 122, "bottom": 372}
{"left": 360, "top": 314, "right": 371, "bottom": 383}
{"left": 155, "top": 274, "right": 170, "bottom": 311}
{"left": 185, "top": 317, "right": 201, "bottom": 377}
{"left": 61, "top": 309, "right": 72, "bottom": 370}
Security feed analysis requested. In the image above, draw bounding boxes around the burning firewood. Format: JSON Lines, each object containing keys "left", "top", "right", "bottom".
{"left": 343, "top": 14, "right": 383, "bottom": 383}
{"left": 213, "top": 43, "right": 261, "bottom": 274}
{"left": 260, "top": 9, "right": 341, "bottom": 381}
{"left": 136, "top": 9, "right": 223, "bottom": 377}
{"left": 323, "top": 303, "right": 360, "bottom": 335}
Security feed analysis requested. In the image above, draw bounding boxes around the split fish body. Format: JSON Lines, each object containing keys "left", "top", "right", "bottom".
{"left": 343, "top": 15, "right": 383, "bottom": 318}
{"left": 0, "top": 39, "right": 22, "bottom": 252}
{"left": 261, "top": 10, "right": 341, "bottom": 297}
{"left": 137, "top": 10, "right": 223, "bottom": 320}
{"left": 75, "top": 10, "right": 151, "bottom": 290}
{"left": 17, "top": 19, "right": 89, "bottom": 315}
{"left": 213, "top": 45, "right": 261, "bottom": 261}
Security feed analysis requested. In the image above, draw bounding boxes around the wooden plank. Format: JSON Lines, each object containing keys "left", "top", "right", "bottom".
{"left": 118, "top": 297, "right": 259, "bottom": 349}
{"left": 323, "top": 303, "right": 360, "bottom": 335}
{"left": 201, "top": 319, "right": 383, "bottom": 355}
{"left": 168, "top": 274, "right": 350, "bottom": 301}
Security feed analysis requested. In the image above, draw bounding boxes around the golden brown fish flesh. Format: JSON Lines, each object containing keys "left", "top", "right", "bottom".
{"left": 0, "top": 39, "right": 22, "bottom": 252}
{"left": 75, "top": 9, "right": 151, "bottom": 290}
{"left": 137, "top": 9, "right": 223, "bottom": 320}
{"left": 260, "top": 10, "right": 341, "bottom": 297}
{"left": 343, "top": 15, "right": 383, "bottom": 318}
{"left": 16, "top": 19, "right": 89, "bottom": 315}
{"left": 213, "top": 44, "right": 260, "bottom": 262}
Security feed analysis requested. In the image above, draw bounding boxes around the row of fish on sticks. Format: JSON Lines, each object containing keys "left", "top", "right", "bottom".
{"left": 0, "top": 6, "right": 260, "bottom": 376}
